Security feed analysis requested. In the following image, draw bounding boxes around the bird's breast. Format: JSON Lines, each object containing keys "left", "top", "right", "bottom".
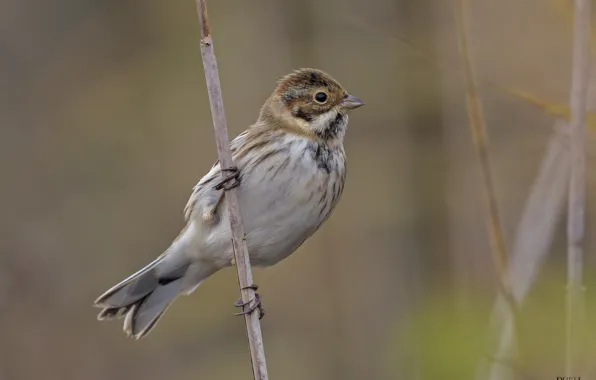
{"left": 237, "top": 136, "right": 346, "bottom": 265}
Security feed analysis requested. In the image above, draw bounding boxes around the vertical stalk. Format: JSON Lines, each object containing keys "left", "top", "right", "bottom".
{"left": 566, "top": 0, "right": 590, "bottom": 375}
{"left": 194, "top": 1, "right": 269, "bottom": 379}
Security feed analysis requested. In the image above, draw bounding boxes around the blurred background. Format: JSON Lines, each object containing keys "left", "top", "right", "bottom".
{"left": 2, "top": 0, "right": 596, "bottom": 379}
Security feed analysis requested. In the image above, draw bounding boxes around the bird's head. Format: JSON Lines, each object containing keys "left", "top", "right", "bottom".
{"left": 259, "top": 68, "right": 363, "bottom": 142}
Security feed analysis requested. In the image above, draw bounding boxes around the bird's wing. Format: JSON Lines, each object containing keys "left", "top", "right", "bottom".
{"left": 183, "top": 129, "right": 250, "bottom": 221}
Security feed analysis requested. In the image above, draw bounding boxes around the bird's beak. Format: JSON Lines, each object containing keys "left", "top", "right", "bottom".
{"left": 341, "top": 94, "right": 364, "bottom": 110}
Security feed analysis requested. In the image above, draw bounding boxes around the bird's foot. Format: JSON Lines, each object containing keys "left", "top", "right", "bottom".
{"left": 234, "top": 284, "right": 265, "bottom": 320}
{"left": 214, "top": 166, "right": 240, "bottom": 191}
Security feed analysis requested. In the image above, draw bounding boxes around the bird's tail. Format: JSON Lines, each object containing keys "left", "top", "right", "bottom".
{"left": 94, "top": 253, "right": 187, "bottom": 339}
{"left": 95, "top": 223, "right": 218, "bottom": 339}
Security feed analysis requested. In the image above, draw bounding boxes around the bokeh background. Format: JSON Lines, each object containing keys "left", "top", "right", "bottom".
{"left": 2, "top": 0, "right": 596, "bottom": 379}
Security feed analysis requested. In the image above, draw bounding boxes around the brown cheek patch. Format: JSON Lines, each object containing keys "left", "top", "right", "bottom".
{"left": 293, "top": 108, "right": 313, "bottom": 122}
{"left": 286, "top": 99, "right": 313, "bottom": 122}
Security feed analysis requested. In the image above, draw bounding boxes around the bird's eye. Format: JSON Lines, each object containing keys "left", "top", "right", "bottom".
{"left": 314, "top": 92, "right": 328, "bottom": 104}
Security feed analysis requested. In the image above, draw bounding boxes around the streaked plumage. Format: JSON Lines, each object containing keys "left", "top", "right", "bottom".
{"left": 94, "top": 68, "right": 363, "bottom": 339}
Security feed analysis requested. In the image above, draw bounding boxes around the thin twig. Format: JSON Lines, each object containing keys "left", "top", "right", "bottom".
{"left": 479, "top": 122, "right": 571, "bottom": 380}
{"left": 566, "top": 0, "right": 590, "bottom": 375}
{"left": 454, "top": 0, "right": 519, "bottom": 331}
{"left": 193, "top": 1, "right": 269, "bottom": 379}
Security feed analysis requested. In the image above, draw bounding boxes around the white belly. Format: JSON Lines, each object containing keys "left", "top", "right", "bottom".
{"left": 198, "top": 139, "right": 344, "bottom": 268}
{"left": 239, "top": 148, "right": 334, "bottom": 266}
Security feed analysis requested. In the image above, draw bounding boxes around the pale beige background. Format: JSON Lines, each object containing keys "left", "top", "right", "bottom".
{"left": 1, "top": 0, "right": 596, "bottom": 379}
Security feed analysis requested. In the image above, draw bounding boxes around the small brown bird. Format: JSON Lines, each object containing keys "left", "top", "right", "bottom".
{"left": 94, "top": 68, "right": 363, "bottom": 339}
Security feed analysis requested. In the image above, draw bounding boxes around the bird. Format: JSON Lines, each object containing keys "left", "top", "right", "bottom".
{"left": 93, "top": 68, "right": 364, "bottom": 339}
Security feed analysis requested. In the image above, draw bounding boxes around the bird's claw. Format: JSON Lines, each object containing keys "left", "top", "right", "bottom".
{"left": 214, "top": 166, "right": 240, "bottom": 191}
{"left": 234, "top": 284, "right": 265, "bottom": 320}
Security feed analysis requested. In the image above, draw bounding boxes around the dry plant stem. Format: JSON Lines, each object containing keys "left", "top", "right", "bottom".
{"left": 194, "top": 1, "right": 269, "bottom": 379}
{"left": 566, "top": 0, "right": 590, "bottom": 375}
{"left": 481, "top": 123, "right": 571, "bottom": 380}
{"left": 454, "top": 0, "right": 518, "bottom": 321}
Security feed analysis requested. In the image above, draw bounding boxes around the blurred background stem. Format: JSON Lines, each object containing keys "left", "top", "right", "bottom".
{"left": 565, "top": 0, "right": 590, "bottom": 375}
